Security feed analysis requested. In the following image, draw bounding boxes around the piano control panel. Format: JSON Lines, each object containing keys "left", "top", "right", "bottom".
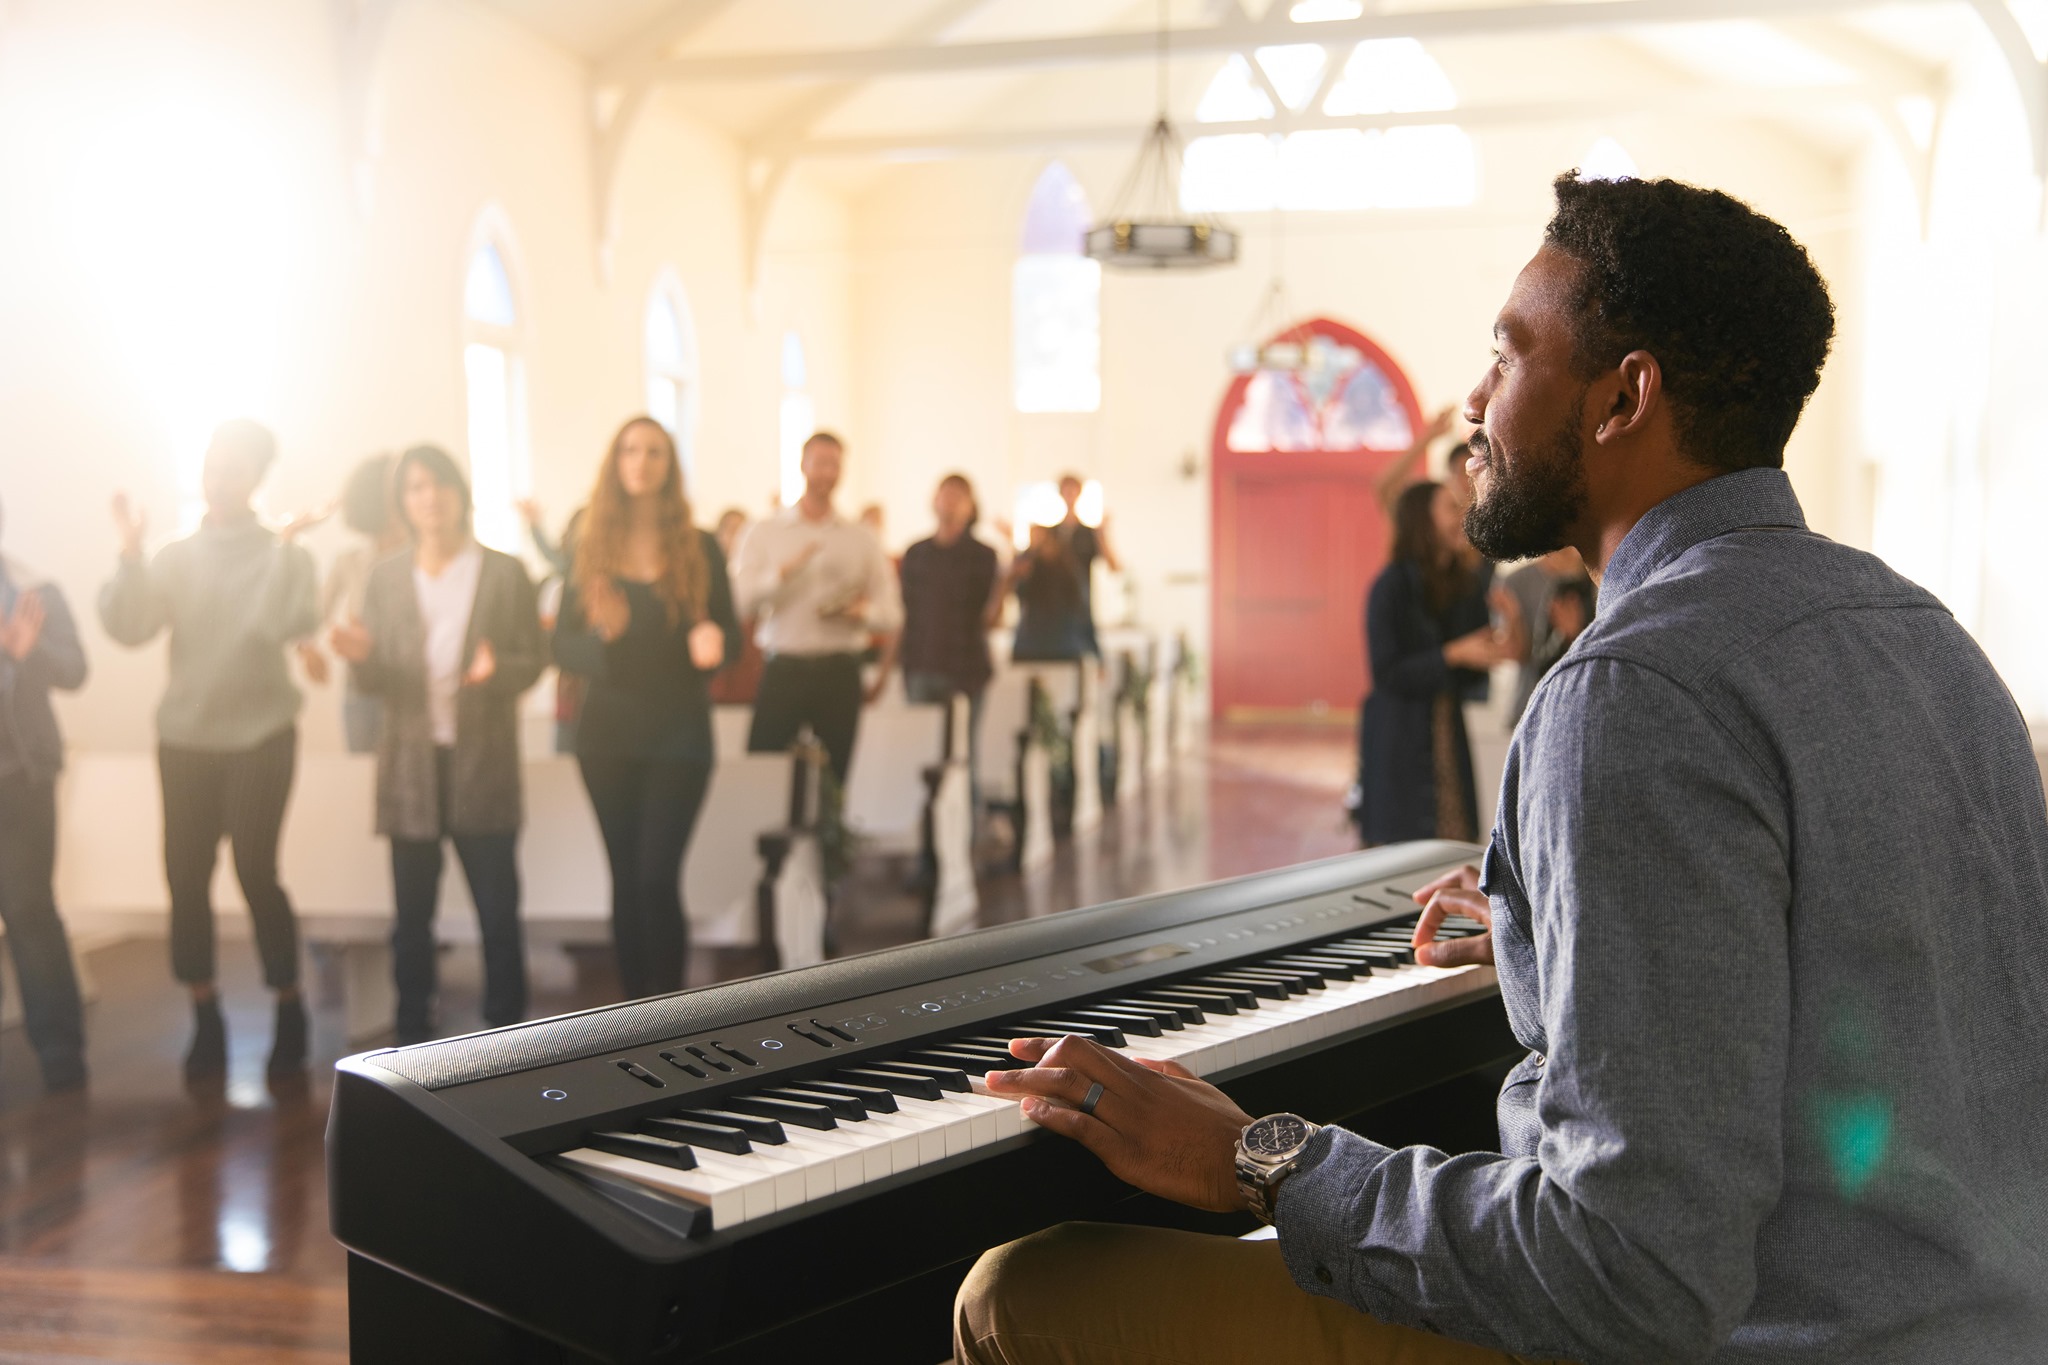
{"left": 430, "top": 879, "right": 1427, "bottom": 1148}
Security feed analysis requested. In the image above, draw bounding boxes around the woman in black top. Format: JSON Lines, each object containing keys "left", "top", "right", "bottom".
{"left": 553, "top": 417, "right": 741, "bottom": 999}
{"left": 1354, "top": 480, "right": 1507, "bottom": 846}
{"left": 1008, "top": 524, "right": 1091, "bottom": 662}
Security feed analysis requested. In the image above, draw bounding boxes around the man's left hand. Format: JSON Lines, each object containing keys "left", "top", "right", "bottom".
{"left": 983, "top": 1034, "right": 1254, "bottom": 1213}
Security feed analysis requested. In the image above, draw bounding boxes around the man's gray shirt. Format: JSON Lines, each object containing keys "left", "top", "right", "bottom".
{"left": 1277, "top": 468, "right": 2048, "bottom": 1363}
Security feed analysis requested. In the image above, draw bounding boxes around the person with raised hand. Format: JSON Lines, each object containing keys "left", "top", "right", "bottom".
{"left": 99, "top": 419, "right": 321, "bottom": 1086}
{"left": 331, "top": 445, "right": 543, "bottom": 1045}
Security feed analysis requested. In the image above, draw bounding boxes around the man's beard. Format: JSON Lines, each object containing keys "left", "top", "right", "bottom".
{"left": 1463, "top": 413, "right": 1588, "bottom": 561}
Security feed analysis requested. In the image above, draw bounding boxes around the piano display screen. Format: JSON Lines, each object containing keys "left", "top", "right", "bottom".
{"left": 1081, "top": 942, "right": 1190, "bottom": 975}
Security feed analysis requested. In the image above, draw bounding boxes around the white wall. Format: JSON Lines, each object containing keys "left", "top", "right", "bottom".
{"left": 1850, "top": 25, "right": 2048, "bottom": 718}
{"left": 847, "top": 115, "right": 1859, "bottom": 671}
{"left": 0, "top": 0, "right": 855, "bottom": 755}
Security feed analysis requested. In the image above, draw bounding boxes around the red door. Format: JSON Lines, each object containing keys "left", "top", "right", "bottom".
{"left": 1211, "top": 318, "right": 1423, "bottom": 722}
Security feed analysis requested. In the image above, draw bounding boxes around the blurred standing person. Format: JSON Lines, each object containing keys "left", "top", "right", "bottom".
{"left": 1500, "top": 546, "right": 1594, "bottom": 727}
{"left": 1008, "top": 524, "right": 1091, "bottom": 663}
{"left": 100, "top": 420, "right": 321, "bottom": 1083}
{"left": 553, "top": 418, "right": 740, "bottom": 1001}
{"left": 708, "top": 507, "right": 765, "bottom": 705}
{"left": 0, "top": 498, "right": 89, "bottom": 1092}
{"left": 731, "top": 432, "right": 902, "bottom": 785}
{"left": 897, "top": 474, "right": 1001, "bottom": 790}
{"left": 301, "top": 454, "right": 404, "bottom": 753}
{"left": 331, "top": 446, "right": 542, "bottom": 1044}
{"left": 518, "top": 498, "right": 586, "bottom": 753}
{"left": 1052, "top": 475, "right": 1120, "bottom": 655}
{"left": 1354, "top": 480, "right": 1508, "bottom": 846}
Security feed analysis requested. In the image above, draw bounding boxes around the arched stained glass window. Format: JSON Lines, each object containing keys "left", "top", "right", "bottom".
{"left": 1013, "top": 161, "right": 1101, "bottom": 413}
{"left": 1225, "top": 326, "right": 1415, "bottom": 453}
{"left": 463, "top": 210, "right": 529, "bottom": 553}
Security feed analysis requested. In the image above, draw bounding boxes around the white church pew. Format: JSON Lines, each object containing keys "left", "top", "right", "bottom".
{"left": 925, "top": 694, "right": 980, "bottom": 938}
{"left": 843, "top": 692, "right": 949, "bottom": 856}
{"left": 977, "top": 665, "right": 1053, "bottom": 871}
{"left": 687, "top": 707, "right": 827, "bottom": 972}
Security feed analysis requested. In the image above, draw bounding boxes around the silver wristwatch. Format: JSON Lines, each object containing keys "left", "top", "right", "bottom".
{"left": 1236, "top": 1113, "right": 1321, "bottom": 1224}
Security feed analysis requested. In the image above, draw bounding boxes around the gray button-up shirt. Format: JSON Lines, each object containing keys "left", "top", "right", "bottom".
{"left": 1278, "top": 468, "right": 2048, "bottom": 1363}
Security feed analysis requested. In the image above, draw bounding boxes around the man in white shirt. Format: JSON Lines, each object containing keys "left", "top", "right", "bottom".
{"left": 731, "top": 432, "right": 902, "bottom": 783}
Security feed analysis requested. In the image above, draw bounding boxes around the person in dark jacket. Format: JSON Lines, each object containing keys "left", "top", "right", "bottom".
{"left": 1009, "top": 524, "right": 1091, "bottom": 662}
{"left": 0, "top": 499, "right": 90, "bottom": 1092}
{"left": 100, "top": 420, "right": 322, "bottom": 1084}
{"left": 553, "top": 417, "right": 740, "bottom": 1001}
{"left": 1354, "top": 480, "right": 1508, "bottom": 845}
{"left": 332, "top": 445, "right": 543, "bottom": 1044}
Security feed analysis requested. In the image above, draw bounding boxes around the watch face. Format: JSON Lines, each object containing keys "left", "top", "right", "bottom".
{"left": 1245, "top": 1114, "right": 1312, "bottom": 1158}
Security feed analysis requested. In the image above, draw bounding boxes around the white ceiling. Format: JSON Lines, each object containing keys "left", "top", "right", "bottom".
{"left": 472, "top": 0, "right": 1983, "bottom": 170}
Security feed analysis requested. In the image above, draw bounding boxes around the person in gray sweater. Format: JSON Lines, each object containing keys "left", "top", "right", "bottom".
{"left": 332, "top": 445, "right": 543, "bottom": 1044}
{"left": 99, "top": 419, "right": 321, "bottom": 1086}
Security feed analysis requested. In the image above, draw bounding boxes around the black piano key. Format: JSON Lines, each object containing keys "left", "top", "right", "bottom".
{"left": 1270, "top": 955, "right": 1357, "bottom": 981}
{"left": 908, "top": 1048, "right": 1029, "bottom": 1073}
{"left": 959, "top": 1035, "right": 1030, "bottom": 1054}
{"left": 1246, "top": 965, "right": 1327, "bottom": 989}
{"left": 639, "top": 1116, "right": 754, "bottom": 1155}
{"left": 1061, "top": 1009, "right": 1163, "bottom": 1038}
{"left": 719, "top": 1095, "right": 838, "bottom": 1130}
{"left": 1314, "top": 942, "right": 1403, "bottom": 967}
{"left": 800, "top": 1079, "right": 899, "bottom": 1113}
{"left": 1151, "top": 984, "right": 1255, "bottom": 1010}
{"left": 867, "top": 1061, "right": 970, "bottom": 1093}
{"left": 1093, "top": 1003, "right": 1185, "bottom": 1030}
{"left": 667, "top": 1108, "right": 789, "bottom": 1145}
{"left": 1194, "top": 974, "right": 1290, "bottom": 1001}
{"left": 1015, "top": 1020, "right": 1129, "bottom": 1047}
{"left": 1203, "top": 972, "right": 1305, "bottom": 998}
{"left": 584, "top": 1130, "right": 698, "bottom": 1170}
{"left": 760, "top": 1086, "right": 869, "bottom": 1121}
{"left": 838, "top": 1067, "right": 945, "bottom": 1100}
{"left": 914, "top": 1041, "right": 1023, "bottom": 1064}
{"left": 1128, "top": 996, "right": 1207, "bottom": 1024}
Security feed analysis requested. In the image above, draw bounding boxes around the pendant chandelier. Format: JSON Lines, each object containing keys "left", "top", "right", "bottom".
{"left": 1084, "top": 5, "right": 1239, "bottom": 271}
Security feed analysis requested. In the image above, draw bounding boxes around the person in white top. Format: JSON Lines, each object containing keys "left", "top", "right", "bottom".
{"left": 730, "top": 431, "right": 902, "bottom": 784}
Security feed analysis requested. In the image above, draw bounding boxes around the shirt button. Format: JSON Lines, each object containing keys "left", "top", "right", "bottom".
{"left": 1313, "top": 1265, "right": 1333, "bottom": 1285}
{"left": 1534, "top": 1055, "right": 1547, "bottom": 1067}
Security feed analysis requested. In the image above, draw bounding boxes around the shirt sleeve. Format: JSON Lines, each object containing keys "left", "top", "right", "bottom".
{"left": 702, "top": 534, "right": 743, "bottom": 673}
{"left": 863, "top": 533, "right": 904, "bottom": 636}
{"left": 1365, "top": 572, "right": 1447, "bottom": 698}
{"left": 0, "top": 583, "right": 88, "bottom": 696}
{"left": 1276, "top": 658, "right": 1793, "bottom": 1363}
{"left": 98, "top": 550, "right": 170, "bottom": 647}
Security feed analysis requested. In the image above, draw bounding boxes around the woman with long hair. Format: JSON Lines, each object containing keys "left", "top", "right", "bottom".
{"left": 554, "top": 417, "right": 740, "bottom": 1000}
{"left": 331, "top": 445, "right": 544, "bottom": 1043}
{"left": 1354, "top": 480, "right": 1508, "bottom": 845}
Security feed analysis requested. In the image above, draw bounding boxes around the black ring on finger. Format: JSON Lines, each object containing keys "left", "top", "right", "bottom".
{"left": 1079, "top": 1081, "right": 1104, "bottom": 1117}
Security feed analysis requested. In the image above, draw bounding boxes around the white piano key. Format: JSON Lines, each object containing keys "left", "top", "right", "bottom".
{"left": 558, "top": 1146, "right": 753, "bottom": 1229}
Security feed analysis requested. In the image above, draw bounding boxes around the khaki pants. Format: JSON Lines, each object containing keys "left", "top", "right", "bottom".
{"left": 956, "top": 1223, "right": 1561, "bottom": 1365}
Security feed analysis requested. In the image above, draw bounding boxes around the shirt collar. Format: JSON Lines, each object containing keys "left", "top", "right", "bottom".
{"left": 1600, "top": 466, "right": 1808, "bottom": 601}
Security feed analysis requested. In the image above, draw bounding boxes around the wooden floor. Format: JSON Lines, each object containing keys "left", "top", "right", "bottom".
{"left": 0, "top": 727, "right": 1355, "bottom": 1363}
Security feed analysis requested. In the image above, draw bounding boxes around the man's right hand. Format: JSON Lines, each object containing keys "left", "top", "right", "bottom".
{"left": 111, "top": 492, "right": 147, "bottom": 560}
{"left": 1410, "top": 864, "right": 1494, "bottom": 967}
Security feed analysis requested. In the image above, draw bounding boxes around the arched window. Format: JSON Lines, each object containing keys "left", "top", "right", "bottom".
{"left": 1013, "top": 161, "right": 1102, "bottom": 414}
{"left": 462, "top": 212, "right": 530, "bottom": 552}
{"left": 778, "top": 331, "right": 813, "bottom": 507}
{"left": 1223, "top": 323, "right": 1417, "bottom": 454}
{"left": 1577, "top": 135, "right": 1640, "bottom": 182}
{"left": 1184, "top": 39, "right": 1476, "bottom": 212}
{"left": 644, "top": 273, "right": 700, "bottom": 480}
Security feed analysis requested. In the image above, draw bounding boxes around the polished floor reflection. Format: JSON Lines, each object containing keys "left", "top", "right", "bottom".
{"left": 0, "top": 728, "right": 1354, "bottom": 1362}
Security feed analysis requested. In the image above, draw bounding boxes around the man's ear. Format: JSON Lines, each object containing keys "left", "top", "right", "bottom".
{"left": 1593, "top": 350, "right": 1662, "bottom": 445}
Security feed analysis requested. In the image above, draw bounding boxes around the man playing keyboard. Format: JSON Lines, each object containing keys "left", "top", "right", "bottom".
{"left": 959, "top": 174, "right": 2048, "bottom": 1364}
